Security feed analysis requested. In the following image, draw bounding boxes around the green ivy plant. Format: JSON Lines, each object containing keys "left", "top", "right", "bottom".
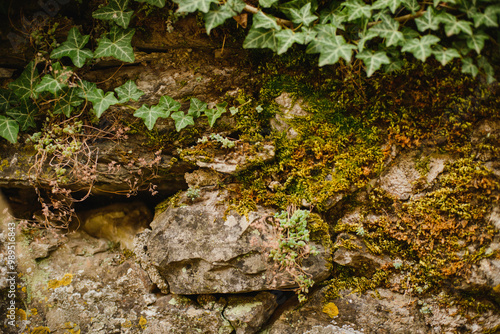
{"left": 1, "top": 0, "right": 498, "bottom": 143}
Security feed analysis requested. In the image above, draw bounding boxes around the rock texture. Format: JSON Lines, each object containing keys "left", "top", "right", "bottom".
{"left": 139, "top": 189, "right": 331, "bottom": 294}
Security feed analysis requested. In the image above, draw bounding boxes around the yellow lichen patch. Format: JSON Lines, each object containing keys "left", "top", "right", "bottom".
{"left": 31, "top": 326, "right": 50, "bottom": 334}
{"left": 30, "top": 308, "right": 38, "bottom": 316}
{"left": 63, "top": 322, "right": 80, "bottom": 334}
{"left": 322, "top": 302, "right": 339, "bottom": 318}
{"left": 493, "top": 284, "right": 500, "bottom": 294}
{"left": 16, "top": 308, "right": 27, "bottom": 321}
{"left": 121, "top": 320, "right": 133, "bottom": 328}
{"left": 138, "top": 316, "right": 147, "bottom": 329}
{"left": 47, "top": 273, "right": 73, "bottom": 289}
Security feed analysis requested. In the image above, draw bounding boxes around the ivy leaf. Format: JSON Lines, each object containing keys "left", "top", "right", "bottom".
{"left": 115, "top": 80, "right": 144, "bottom": 103}
{"left": 260, "top": 0, "right": 278, "bottom": 7}
{"left": 158, "top": 95, "right": 181, "bottom": 114}
{"left": 171, "top": 111, "right": 195, "bottom": 132}
{"left": 383, "top": 59, "right": 404, "bottom": 73}
{"left": 204, "top": 102, "right": 226, "bottom": 127}
{"left": 226, "top": 0, "right": 247, "bottom": 13}
{"left": 86, "top": 88, "right": 119, "bottom": 118}
{"left": 286, "top": 3, "right": 318, "bottom": 27}
{"left": 368, "top": 16, "right": 404, "bottom": 47}
{"left": 253, "top": 11, "right": 282, "bottom": 31}
{"left": 188, "top": 98, "right": 208, "bottom": 118}
{"left": 317, "top": 35, "right": 356, "bottom": 66}
{"left": 229, "top": 106, "right": 239, "bottom": 115}
{"left": 34, "top": 63, "right": 72, "bottom": 96}
{"left": 133, "top": 104, "right": 170, "bottom": 130}
{"left": 432, "top": 47, "right": 461, "bottom": 66}
{"left": 8, "top": 61, "right": 39, "bottom": 100}
{"left": 50, "top": 27, "right": 93, "bottom": 68}
{"left": 356, "top": 50, "right": 390, "bottom": 77}
{"left": 459, "top": 1, "right": 478, "bottom": 18}
{"left": 401, "top": 27, "right": 420, "bottom": 41}
{"left": 205, "top": 4, "right": 235, "bottom": 35}
{"left": 401, "top": 35, "right": 440, "bottom": 61}
{"left": 415, "top": 7, "right": 440, "bottom": 32}
{"left": 134, "top": 0, "right": 166, "bottom": 8}
{"left": 276, "top": 29, "right": 305, "bottom": 54}
{"left": 402, "top": 0, "right": 420, "bottom": 13}
{"left": 94, "top": 26, "right": 135, "bottom": 63}
{"left": 300, "top": 26, "right": 318, "bottom": 44}
{"left": 371, "top": 0, "right": 403, "bottom": 14}
{"left": 76, "top": 80, "right": 97, "bottom": 99}
{"left": 0, "top": 116, "right": 19, "bottom": 143}
{"left": 0, "top": 88, "right": 13, "bottom": 112}
{"left": 437, "top": 13, "right": 473, "bottom": 36}
{"left": 92, "top": 0, "right": 133, "bottom": 29}
{"left": 53, "top": 88, "right": 84, "bottom": 117}
{"left": 173, "top": 0, "right": 218, "bottom": 13}
{"left": 243, "top": 27, "right": 278, "bottom": 52}
{"left": 478, "top": 57, "right": 495, "bottom": 84}
{"left": 343, "top": 0, "right": 372, "bottom": 21}
{"left": 472, "top": 6, "right": 499, "bottom": 28}
{"left": 461, "top": 57, "right": 478, "bottom": 77}
{"left": 306, "top": 23, "right": 337, "bottom": 54}
{"left": 6, "top": 99, "right": 37, "bottom": 131}
{"left": 465, "top": 31, "right": 489, "bottom": 54}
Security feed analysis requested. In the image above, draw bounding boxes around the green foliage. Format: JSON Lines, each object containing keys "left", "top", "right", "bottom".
{"left": 8, "top": 61, "right": 39, "bottom": 101}
{"left": 35, "top": 62, "right": 73, "bottom": 96}
{"left": 133, "top": 104, "right": 171, "bottom": 130}
{"left": 200, "top": 133, "right": 235, "bottom": 148}
{"left": 171, "top": 111, "right": 195, "bottom": 132}
{"left": 115, "top": 80, "right": 144, "bottom": 103}
{"left": 169, "top": 0, "right": 499, "bottom": 79}
{"left": 270, "top": 209, "right": 319, "bottom": 302}
{"left": 186, "top": 186, "right": 200, "bottom": 200}
{"left": 92, "top": 0, "right": 134, "bottom": 28}
{"left": 94, "top": 26, "right": 135, "bottom": 63}
{"left": 135, "top": 0, "right": 166, "bottom": 8}
{"left": 86, "top": 88, "right": 120, "bottom": 118}
{"left": 50, "top": 27, "right": 93, "bottom": 68}
{"left": 0, "top": 115, "right": 19, "bottom": 143}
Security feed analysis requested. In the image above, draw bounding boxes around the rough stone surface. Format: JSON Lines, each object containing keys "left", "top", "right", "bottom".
{"left": 332, "top": 233, "right": 391, "bottom": 271}
{"left": 139, "top": 189, "right": 331, "bottom": 294}
{"left": 378, "top": 153, "right": 422, "bottom": 200}
{"left": 263, "top": 287, "right": 428, "bottom": 334}
{"left": 182, "top": 142, "right": 275, "bottom": 174}
{"left": 224, "top": 292, "right": 278, "bottom": 334}
{"left": 184, "top": 168, "right": 221, "bottom": 188}
{"left": 271, "top": 92, "right": 309, "bottom": 139}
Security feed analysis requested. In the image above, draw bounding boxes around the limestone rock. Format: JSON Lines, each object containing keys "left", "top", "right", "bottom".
{"left": 224, "top": 292, "right": 278, "bottom": 334}
{"left": 271, "top": 92, "right": 309, "bottom": 139}
{"left": 332, "top": 233, "right": 391, "bottom": 272}
{"left": 181, "top": 142, "right": 275, "bottom": 174}
{"left": 139, "top": 189, "right": 331, "bottom": 294}
{"left": 184, "top": 168, "right": 221, "bottom": 188}
{"left": 263, "top": 287, "right": 428, "bottom": 334}
{"left": 143, "top": 295, "right": 234, "bottom": 334}
{"left": 378, "top": 153, "right": 422, "bottom": 200}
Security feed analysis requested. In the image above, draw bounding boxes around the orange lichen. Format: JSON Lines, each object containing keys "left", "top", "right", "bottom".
{"left": 47, "top": 273, "right": 73, "bottom": 289}
{"left": 138, "top": 316, "right": 147, "bottom": 329}
{"left": 322, "top": 302, "right": 339, "bottom": 318}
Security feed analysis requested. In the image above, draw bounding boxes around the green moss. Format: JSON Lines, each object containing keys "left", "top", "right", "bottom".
{"left": 323, "top": 266, "right": 390, "bottom": 300}
{"left": 362, "top": 156, "right": 499, "bottom": 292}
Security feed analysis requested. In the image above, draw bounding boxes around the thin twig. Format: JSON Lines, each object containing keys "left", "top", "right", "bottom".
{"left": 243, "top": 4, "right": 294, "bottom": 28}
{"left": 368, "top": 8, "right": 426, "bottom": 27}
